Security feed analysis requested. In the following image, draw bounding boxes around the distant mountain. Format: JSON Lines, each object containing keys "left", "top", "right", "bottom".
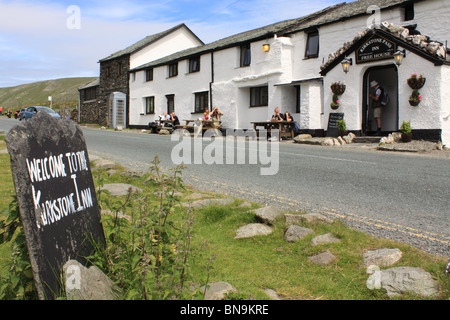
{"left": 0, "top": 77, "right": 97, "bottom": 110}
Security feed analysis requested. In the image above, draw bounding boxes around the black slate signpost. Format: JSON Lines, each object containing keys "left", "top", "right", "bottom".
{"left": 326, "top": 112, "right": 344, "bottom": 137}
{"left": 6, "top": 112, "right": 105, "bottom": 299}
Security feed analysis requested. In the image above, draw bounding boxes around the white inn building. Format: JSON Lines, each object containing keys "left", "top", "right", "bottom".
{"left": 119, "top": 0, "right": 450, "bottom": 145}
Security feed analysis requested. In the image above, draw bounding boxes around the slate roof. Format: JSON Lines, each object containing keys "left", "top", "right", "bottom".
{"left": 131, "top": 0, "right": 423, "bottom": 72}
{"left": 98, "top": 23, "right": 204, "bottom": 63}
{"left": 78, "top": 78, "right": 99, "bottom": 90}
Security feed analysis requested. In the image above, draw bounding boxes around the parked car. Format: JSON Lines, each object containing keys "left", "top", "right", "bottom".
{"left": 22, "top": 106, "right": 61, "bottom": 120}
{"left": 18, "top": 108, "right": 26, "bottom": 120}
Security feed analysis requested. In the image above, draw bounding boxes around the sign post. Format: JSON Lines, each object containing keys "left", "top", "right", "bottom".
{"left": 326, "top": 113, "right": 344, "bottom": 137}
{"left": 356, "top": 34, "right": 397, "bottom": 64}
{"left": 6, "top": 112, "right": 105, "bottom": 299}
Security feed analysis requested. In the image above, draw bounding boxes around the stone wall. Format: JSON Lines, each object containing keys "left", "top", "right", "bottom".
{"left": 97, "top": 55, "right": 130, "bottom": 126}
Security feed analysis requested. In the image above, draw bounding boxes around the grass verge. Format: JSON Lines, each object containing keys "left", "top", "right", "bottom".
{"left": 0, "top": 143, "right": 449, "bottom": 300}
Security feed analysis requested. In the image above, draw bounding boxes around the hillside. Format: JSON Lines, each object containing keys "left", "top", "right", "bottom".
{"left": 0, "top": 77, "right": 97, "bottom": 110}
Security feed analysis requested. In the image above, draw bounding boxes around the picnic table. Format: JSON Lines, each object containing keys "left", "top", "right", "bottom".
{"left": 176, "top": 120, "right": 222, "bottom": 138}
{"left": 251, "top": 121, "right": 297, "bottom": 141}
{"left": 149, "top": 119, "right": 174, "bottom": 133}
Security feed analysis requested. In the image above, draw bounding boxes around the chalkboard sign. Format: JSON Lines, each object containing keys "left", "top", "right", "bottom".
{"left": 326, "top": 112, "right": 344, "bottom": 137}
{"left": 6, "top": 112, "right": 105, "bottom": 299}
{"left": 356, "top": 34, "right": 397, "bottom": 64}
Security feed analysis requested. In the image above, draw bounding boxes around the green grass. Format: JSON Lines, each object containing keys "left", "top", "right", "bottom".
{"left": 0, "top": 77, "right": 97, "bottom": 110}
{"left": 1, "top": 148, "right": 449, "bottom": 300}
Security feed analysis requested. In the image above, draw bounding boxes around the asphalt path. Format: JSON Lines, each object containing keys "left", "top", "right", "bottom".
{"left": 1, "top": 117, "right": 449, "bottom": 256}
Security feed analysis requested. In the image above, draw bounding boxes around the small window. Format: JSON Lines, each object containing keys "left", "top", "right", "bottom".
{"left": 118, "top": 62, "right": 122, "bottom": 76}
{"left": 194, "top": 91, "right": 209, "bottom": 113}
{"left": 85, "top": 87, "right": 97, "bottom": 101}
{"left": 145, "top": 96, "right": 155, "bottom": 114}
{"left": 104, "top": 66, "right": 110, "bottom": 77}
{"left": 168, "top": 63, "right": 178, "bottom": 78}
{"left": 295, "top": 85, "right": 301, "bottom": 114}
{"left": 166, "top": 94, "right": 175, "bottom": 114}
{"left": 189, "top": 56, "right": 200, "bottom": 73}
{"left": 145, "top": 69, "right": 153, "bottom": 82}
{"left": 240, "top": 43, "right": 251, "bottom": 67}
{"left": 250, "top": 86, "right": 268, "bottom": 107}
{"left": 403, "top": 3, "right": 415, "bottom": 21}
{"left": 305, "top": 30, "right": 319, "bottom": 59}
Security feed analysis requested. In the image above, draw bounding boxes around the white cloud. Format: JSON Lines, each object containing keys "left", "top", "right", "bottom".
{"left": 0, "top": 0, "right": 340, "bottom": 87}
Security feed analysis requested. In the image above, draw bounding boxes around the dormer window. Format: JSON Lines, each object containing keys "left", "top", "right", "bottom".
{"left": 305, "top": 30, "right": 319, "bottom": 59}
{"left": 403, "top": 3, "right": 415, "bottom": 21}
{"left": 240, "top": 43, "right": 251, "bottom": 67}
{"left": 189, "top": 56, "right": 200, "bottom": 73}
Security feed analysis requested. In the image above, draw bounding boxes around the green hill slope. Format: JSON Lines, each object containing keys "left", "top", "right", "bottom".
{"left": 0, "top": 77, "right": 97, "bottom": 111}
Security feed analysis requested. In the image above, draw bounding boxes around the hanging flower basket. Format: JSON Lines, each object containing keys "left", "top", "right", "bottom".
{"left": 330, "top": 93, "right": 340, "bottom": 110}
{"left": 331, "top": 82, "right": 346, "bottom": 95}
{"left": 407, "top": 74, "right": 426, "bottom": 90}
{"left": 408, "top": 99, "right": 421, "bottom": 106}
{"left": 408, "top": 89, "right": 423, "bottom": 107}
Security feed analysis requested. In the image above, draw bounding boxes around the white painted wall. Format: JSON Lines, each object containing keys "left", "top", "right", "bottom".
{"left": 128, "top": 0, "right": 449, "bottom": 141}
{"left": 130, "top": 53, "right": 212, "bottom": 127}
{"left": 130, "top": 26, "right": 203, "bottom": 69}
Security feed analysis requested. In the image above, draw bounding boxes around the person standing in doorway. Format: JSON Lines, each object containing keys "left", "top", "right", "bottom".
{"left": 369, "top": 80, "right": 383, "bottom": 136}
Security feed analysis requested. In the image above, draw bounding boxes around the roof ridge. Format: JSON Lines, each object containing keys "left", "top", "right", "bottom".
{"left": 98, "top": 23, "right": 202, "bottom": 63}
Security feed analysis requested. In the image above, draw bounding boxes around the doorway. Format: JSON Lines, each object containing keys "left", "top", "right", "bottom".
{"left": 362, "top": 65, "right": 398, "bottom": 135}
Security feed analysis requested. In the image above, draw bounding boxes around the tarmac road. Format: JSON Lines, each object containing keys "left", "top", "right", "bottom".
{"left": 1, "top": 117, "right": 449, "bottom": 256}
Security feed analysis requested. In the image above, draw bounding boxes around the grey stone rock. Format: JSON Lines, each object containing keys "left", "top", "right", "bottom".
{"left": 311, "top": 233, "right": 341, "bottom": 246}
{"left": 200, "top": 281, "right": 238, "bottom": 300}
{"left": 263, "top": 289, "right": 281, "bottom": 300}
{"left": 284, "top": 225, "right": 314, "bottom": 242}
{"left": 94, "top": 158, "right": 119, "bottom": 170}
{"left": 184, "top": 192, "right": 211, "bottom": 200}
{"left": 285, "top": 213, "right": 334, "bottom": 225}
{"left": 183, "top": 198, "right": 234, "bottom": 209}
{"left": 321, "top": 137, "right": 334, "bottom": 146}
{"left": 363, "top": 248, "right": 402, "bottom": 267}
{"left": 294, "top": 134, "right": 313, "bottom": 142}
{"left": 238, "top": 201, "right": 252, "bottom": 208}
{"left": 253, "top": 206, "right": 284, "bottom": 224}
{"left": 101, "top": 183, "right": 143, "bottom": 196}
{"left": 159, "top": 129, "right": 171, "bottom": 135}
{"left": 101, "top": 209, "right": 131, "bottom": 221}
{"left": 235, "top": 223, "right": 273, "bottom": 239}
{"left": 368, "top": 267, "right": 440, "bottom": 298}
{"left": 309, "top": 250, "right": 336, "bottom": 266}
{"left": 64, "top": 260, "right": 119, "bottom": 300}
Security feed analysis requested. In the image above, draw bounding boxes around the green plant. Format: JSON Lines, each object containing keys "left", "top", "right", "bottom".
{"left": 90, "top": 156, "right": 202, "bottom": 300}
{"left": 0, "top": 196, "right": 37, "bottom": 300}
{"left": 337, "top": 119, "right": 346, "bottom": 133}
{"left": 400, "top": 120, "right": 412, "bottom": 135}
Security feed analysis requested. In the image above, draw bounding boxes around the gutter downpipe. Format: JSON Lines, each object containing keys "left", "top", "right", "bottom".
{"left": 210, "top": 51, "right": 214, "bottom": 111}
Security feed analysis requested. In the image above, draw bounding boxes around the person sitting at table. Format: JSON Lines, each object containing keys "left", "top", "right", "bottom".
{"left": 170, "top": 111, "right": 180, "bottom": 126}
{"left": 285, "top": 112, "right": 299, "bottom": 131}
{"left": 204, "top": 108, "right": 210, "bottom": 120}
{"left": 211, "top": 107, "right": 223, "bottom": 121}
{"left": 159, "top": 111, "right": 170, "bottom": 121}
{"left": 272, "top": 107, "right": 285, "bottom": 121}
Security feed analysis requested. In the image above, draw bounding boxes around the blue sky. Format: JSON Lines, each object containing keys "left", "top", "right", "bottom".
{"left": 0, "top": 0, "right": 342, "bottom": 87}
